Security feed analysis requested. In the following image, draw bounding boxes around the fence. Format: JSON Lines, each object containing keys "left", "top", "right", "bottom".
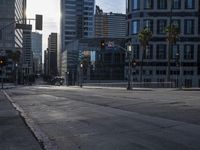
{"left": 83, "top": 81, "right": 175, "bottom": 88}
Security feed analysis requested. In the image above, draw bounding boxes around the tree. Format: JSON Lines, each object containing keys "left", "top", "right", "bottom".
{"left": 138, "top": 27, "right": 152, "bottom": 82}
{"left": 10, "top": 50, "right": 21, "bottom": 84}
{"left": 11, "top": 50, "right": 21, "bottom": 63}
{"left": 165, "top": 24, "right": 180, "bottom": 82}
{"left": 80, "top": 55, "right": 91, "bottom": 80}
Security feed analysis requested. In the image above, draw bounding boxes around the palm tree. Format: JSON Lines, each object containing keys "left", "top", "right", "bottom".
{"left": 11, "top": 50, "right": 21, "bottom": 84}
{"left": 80, "top": 55, "right": 90, "bottom": 81}
{"left": 138, "top": 27, "right": 152, "bottom": 82}
{"left": 165, "top": 24, "right": 180, "bottom": 82}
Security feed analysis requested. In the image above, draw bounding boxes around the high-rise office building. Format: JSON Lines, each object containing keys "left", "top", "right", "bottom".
{"left": 44, "top": 49, "right": 49, "bottom": 77}
{"left": 22, "top": 25, "right": 33, "bottom": 77}
{"left": 95, "top": 6, "right": 127, "bottom": 38}
{"left": 31, "top": 32, "right": 42, "bottom": 74}
{"left": 127, "top": 0, "right": 200, "bottom": 87}
{"left": 0, "top": 0, "right": 26, "bottom": 81}
{"left": 60, "top": 0, "right": 95, "bottom": 79}
{"left": 48, "top": 33, "right": 58, "bottom": 76}
{"left": 60, "top": 0, "right": 95, "bottom": 52}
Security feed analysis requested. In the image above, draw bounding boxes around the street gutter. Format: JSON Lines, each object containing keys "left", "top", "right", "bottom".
{"left": 3, "top": 90, "right": 60, "bottom": 150}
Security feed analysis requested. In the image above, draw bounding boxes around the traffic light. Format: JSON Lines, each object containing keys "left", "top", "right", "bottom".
{"left": 131, "top": 59, "right": 137, "bottom": 68}
{"left": 0, "top": 56, "right": 6, "bottom": 67}
{"left": 35, "top": 15, "right": 43, "bottom": 30}
{"left": 100, "top": 40, "right": 105, "bottom": 49}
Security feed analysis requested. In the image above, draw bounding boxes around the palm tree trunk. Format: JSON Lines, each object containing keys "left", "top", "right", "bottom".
{"left": 140, "top": 48, "right": 145, "bottom": 82}
{"left": 167, "top": 42, "right": 171, "bottom": 82}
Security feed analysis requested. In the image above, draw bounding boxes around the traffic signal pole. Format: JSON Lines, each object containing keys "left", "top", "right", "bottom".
{"left": 1, "top": 66, "right": 3, "bottom": 89}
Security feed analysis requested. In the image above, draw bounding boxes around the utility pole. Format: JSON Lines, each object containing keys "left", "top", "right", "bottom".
{"left": 0, "top": 56, "right": 6, "bottom": 89}
{"left": 1, "top": 66, "right": 3, "bottom": 89}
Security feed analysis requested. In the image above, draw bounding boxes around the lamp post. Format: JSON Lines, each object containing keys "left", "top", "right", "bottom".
{"left": 66, "top": 71, "right": 69, "bottom": 86}
{"left": 23, "top": 68, "right": 25, "bottom": 85}
{"left": 1, "top": 66, "right": 3, "bottom": 89}
{"left": 175, "top": 53, "right": 179, "bottom": 88}
{"left": 132, "top": 59, "right": 137, "bottom": 84}
{"left": 114, "top": 42, "right": 133, "bottom": 90}
{"left": 80, "top": 63, "right": 83, "bottom": 88}
{"left": 127, "top": 43, "right": 132, "bottom": 90}
{"left": 15, "top": 63, "right": 18, "bottom": 85}
{"left": 179, "top": 52, "right": 182, "bottom": 89}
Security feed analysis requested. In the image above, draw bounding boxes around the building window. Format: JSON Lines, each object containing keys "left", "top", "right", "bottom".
{"left": 156, "top": 70, "right": 166, "bottom": 75}
{"left": 157, "top": 78, "right": 165, "bottom": 82}
{"left": 172, "top": 0, "right": 181, "bottom": 9}
{"left": 172, "top": 19, "right": 181, "bottom": 31}
{"left": 185, "top": 79, "right": 192, "bottom": 88}
{"left": 185, "top": 0, "right": 195, "bottom": 9}
{"left": 156, "top": 44, "right": 166, "bottom": 59}
{"left": 144, "top": 79, "right": 151, "bottom": 82}
{"left": 157, "top": 0, "right": 167, "bottom": 9}
{"left": 132, "top": 0, "right": 140, "bottom": 10}
{"left": 157, "top": 20, "right": 167, "bottom": 34}
{"left": 132, "top": 20, "right": 140, "bottom": 34}
{"left": 144, "top": 45, "right": 153, "bottom": 59}
{"left": 184, "top": 71, "right": 194, "bottom": 75}
{"left": 184, "top": 45, "right": 194, "bottom": 60}
{"left": 171, "top": 45, "right": 180, "bottom": 59}
{"left": 132, "top": 45, "right": 139, "bottom": 59}
{"left": 199, "top": 80, "right": 200, "bottom": 87}
{"left": 184, "top": 20, "right": 194, "bottom": 34}
{"left": 144, "top": 0, "right": 153, "bottom": 9}
{"left": 144, "top": 20, "right": 153, "bottom": 32}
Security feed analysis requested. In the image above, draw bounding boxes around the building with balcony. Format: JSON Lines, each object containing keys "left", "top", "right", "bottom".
{"left": 127, "top": 0, "right": 200, "bottom": 87}
{"left": 95, "top": 6, "right": 127, "bottom": 38}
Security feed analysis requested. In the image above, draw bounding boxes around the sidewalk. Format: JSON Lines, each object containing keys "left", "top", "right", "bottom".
{"left": 1, "top": 83, "right": 16, "bottom": 89}
{"left": 0, "top": 91, "right": 43, "bottom": 150}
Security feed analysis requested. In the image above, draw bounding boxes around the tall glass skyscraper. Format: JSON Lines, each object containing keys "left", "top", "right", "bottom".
{"left": 0, "top": 0, "right": 26, "bottom": 51}
{"left": 31, "top": 32, "right": 42, "bottom": 74}
{"left": 60, "top": 0, "right": 95, "bottom": 78}
{"left": 60, "top": 0, "right": 95, "bottom": 52}
{"left": 0, "top": 0, "right": 26, "bottom": 81}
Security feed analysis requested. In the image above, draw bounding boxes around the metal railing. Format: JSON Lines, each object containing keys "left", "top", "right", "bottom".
{"left": 83, "top": 81, "right": 175, "bottom": 88}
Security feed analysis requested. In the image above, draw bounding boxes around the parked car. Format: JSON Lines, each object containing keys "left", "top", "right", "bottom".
{"left": 51, "top": 76, "right": 64, "bottom": 86}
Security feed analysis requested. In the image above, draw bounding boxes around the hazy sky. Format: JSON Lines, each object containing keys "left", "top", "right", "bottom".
{"left": 26, "top": 0, "right": 126, "bottom": 50}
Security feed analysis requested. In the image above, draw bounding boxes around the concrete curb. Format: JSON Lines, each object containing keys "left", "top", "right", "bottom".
{"left": 3, "top": 90, "right": 60, "bottom": 150}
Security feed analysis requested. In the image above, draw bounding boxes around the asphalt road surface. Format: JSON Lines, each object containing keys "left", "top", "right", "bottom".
{"left": 6, "top": 86, "right": 200, "bottom": 150}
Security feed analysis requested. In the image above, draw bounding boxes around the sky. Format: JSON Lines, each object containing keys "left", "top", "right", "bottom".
{"left": 26, "top": 0, "right": 126, "bottom": 51}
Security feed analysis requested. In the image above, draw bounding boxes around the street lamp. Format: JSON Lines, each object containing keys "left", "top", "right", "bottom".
{"left": 15, "top": 63, "right": 18, "bottom": 85}
{"left": 132, "top": 59, "right": 137, "bottom": 85}
{"left": 127, "top": 43, "right": 133, "bottom": 90}
{"left": 175, "top": 53, "right": 179, "bottom": 88}
{"left": 67, "top": 71, "right": 69, "bottom": 86}
{"left": 80, "top": 63, "right": 83, "bottom": 88}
